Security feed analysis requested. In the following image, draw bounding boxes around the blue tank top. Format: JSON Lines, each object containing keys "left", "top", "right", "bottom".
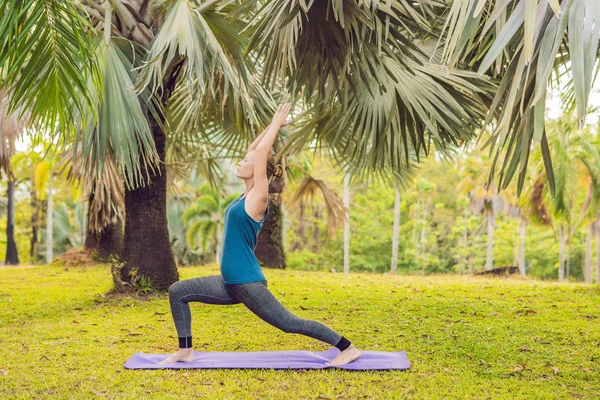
{"left": 220, "top": 193, "right": 269, "bottom": 284}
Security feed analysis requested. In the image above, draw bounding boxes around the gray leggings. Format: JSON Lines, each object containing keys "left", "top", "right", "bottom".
{"left": 167, "top": 275, "right": 344, "bottom": 348}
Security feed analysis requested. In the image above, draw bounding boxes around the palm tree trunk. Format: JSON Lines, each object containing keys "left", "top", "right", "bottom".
{"left": 485, "top": 209, "right": 494, "bottom": 271}
{"left": 255, "top": 169, "right": 286, "bottom": 269}
{"left": 29, "top": 188, "right": 38, "bottom": 263}
{"left": 559, "top": 225, "right": 565, "bottom": 282}
{"left": 290, "top": 202, "right": 305, "bottom": 251}
{"left": 85, "top": 221, "right": 124, "bottom": 260}
{"left": 414, "top": 201, "right": 420, "bottom": 274}
{"left": 463, "top": 216, "right": 468, "bottom": 275}
{"left": 343, "top": 167, "right": 350, "bottom": 274}
{"left": 310, "top": 204, "right": 320, "bottom": 252}
{"left": 585, "top": 224, "right": 592, "bottom": 284}
{"left": 121, "top": 112, "right": 179, "bottom": 290}
{"left": 420, "top": 197, "right": 430, "bottom": 276}
{"left": 46, "top": 176, "right": 53, "bottom": 264}
{"left": 519, "top": 217, "right": 526, "bottom": 276}
{"left": 215, "top": 215, "right": 221, "bottom": 265}
{"left": 391, "top": 187, "right": 400, "bottom": 274}
{"left": 596, "top": 223, "right": 600, "bottom": 283}
{"left": 566, "top": 230, "right": 571, "bottom": 282}
{"left": 5, "top": 180, "right": 19, "bottom": 265}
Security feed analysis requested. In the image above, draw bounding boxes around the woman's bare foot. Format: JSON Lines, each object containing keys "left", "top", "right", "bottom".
{"left": 158, "top": 348, "right": 195, "bottom": 365}
{"left": 326, "top": 344, "right": 361, "bottom": 366}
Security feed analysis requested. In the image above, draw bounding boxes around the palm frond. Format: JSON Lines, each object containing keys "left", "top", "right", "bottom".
{"left": 236, "top": 0, "right": 441, "bottom": 105}
{"left": 76, "top": 37, "right": 161, "bottom": 191}
{"left": 287, "top": 175, "right": 345, "bottom": 237}
{"left": 0, "top": 0, "right": 101, "bottom": 135}
{"left": 0, "top": 89, "right": 29, "bottom": 178}
{"left": 440, "top": 0, "right": 600, "bottom": 195}
{"left": 56, "top": 142, "right": 125, "bottom": 233}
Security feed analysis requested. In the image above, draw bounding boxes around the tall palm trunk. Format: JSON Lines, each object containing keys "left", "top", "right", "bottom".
{"left": 5, "top": 180, "right": 19, "bottom": 265}
{"left": 343, "top": 167, "right": 350, "bottom": 274}
{"left": 485, "top": 207, "right": 494, "bottom": 271}
{"left": 290, "top": 202, "right": 305, "bottom": 251}
{"left": 596, "top": 222, "right": 600, "bottom": 283}
{"left": 255, "top": 165, "right": 286, "bottom": 269}
{"left": 46, "top": 176, "right": 53, "bottom": 264}
{"left": 566, "top": 227, "right": 571, "bottom": 282}
{"left": 559, "top": 225, "right": 565, "bottom": 282}
{"left": 310, "top": 204, "right": 320, "bottom": 252}
{"left": 121, "top": 111, "right": 179, "bottom": 289}
{"left": 518, "top": 217, "right": 526, "bottom": 276}
{"left": 463, "top": 215, "right": 468, "bottom": 275}
{"left": 585, "top": 224, "right": 592, "bottom": 284}
{"left": 391, "top": 187, "right": 400, "bottom": 274}
{"left": 29, "top": 188, "right": 38, "bottom": 263}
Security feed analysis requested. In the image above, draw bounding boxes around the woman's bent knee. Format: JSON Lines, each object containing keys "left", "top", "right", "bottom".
{"left": 168, "top": 281, "right": 184, "bottom": 298}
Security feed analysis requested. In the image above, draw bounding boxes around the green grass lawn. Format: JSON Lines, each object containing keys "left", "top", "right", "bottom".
{"left": 1, "top": 262, "right": 599, "bottom": 399}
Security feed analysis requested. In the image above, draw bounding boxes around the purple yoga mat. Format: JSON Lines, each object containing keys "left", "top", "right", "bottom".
{"left": 124, "top": 348, "right": 410, "bottom": 370}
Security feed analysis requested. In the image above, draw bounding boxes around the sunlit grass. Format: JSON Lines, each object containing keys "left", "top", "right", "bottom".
{"left": 1, "top": 263, "right": 599, "bottom": 399}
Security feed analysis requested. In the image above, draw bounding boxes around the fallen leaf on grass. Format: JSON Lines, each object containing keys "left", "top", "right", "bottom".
{"left": 569, "top": 393, "right": 584, "bottom": 398}
{"left": 511, "top": 364, "right": 526, "bottom": 373}
{"left": 518, "top": 346, "right": 530, "bottom": 352}
{"left": 0, "top": 369, "right": 7, "bottom": 375}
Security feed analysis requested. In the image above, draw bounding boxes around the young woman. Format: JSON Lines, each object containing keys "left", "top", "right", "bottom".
{"left": 160, "top": 103, "right": 361, "bottom": 367}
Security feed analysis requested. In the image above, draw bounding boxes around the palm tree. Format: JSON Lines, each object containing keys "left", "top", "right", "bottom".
{"left": 458, "top": 145, "right": 508, "bottom": 272}
{"left": 0, "top": 89, "right": 28, "bottom": 265}
{"left": 33, "top": 159, "right": 58, "bottom": 263}
{"left": 284, "top": 160, "right": 347, "bottom": 265}
{"left": 343, "top": 165, "right": 350, "bottom": 274}
{"left": 524, "top": 114, "right": 600, "bottom": 281}
{"left": 10, "top": 151, "right": 44, "bottom": 263}
{"left": 391, "top": 186, "right": 401, "bottom": 274}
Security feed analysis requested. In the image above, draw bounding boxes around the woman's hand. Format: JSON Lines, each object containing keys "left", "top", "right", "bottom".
{"left": 271, "top": 103, "right": 292, "bottom": 127}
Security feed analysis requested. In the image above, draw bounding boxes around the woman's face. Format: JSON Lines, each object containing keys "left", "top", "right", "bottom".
{"left": 236, "top": 151, "right": 255, "bottom": 179}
